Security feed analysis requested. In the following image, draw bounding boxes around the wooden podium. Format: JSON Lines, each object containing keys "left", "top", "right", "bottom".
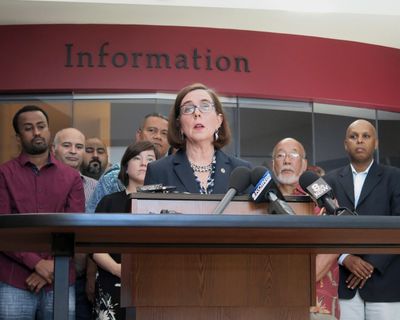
{"left": 123, "top": 193, "right": 315, "bottom": 320}
{"left": 3, "top": 213, "right": 400, "bottom": 320}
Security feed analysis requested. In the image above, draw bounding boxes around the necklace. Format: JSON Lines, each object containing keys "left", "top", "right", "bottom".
{"left": 190, "top": 162, "right": 212, "bottom": 173}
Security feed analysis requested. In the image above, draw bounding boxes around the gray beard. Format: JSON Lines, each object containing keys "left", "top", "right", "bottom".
{"left": 276, "top": 173, "right": 300, "bottom": 186}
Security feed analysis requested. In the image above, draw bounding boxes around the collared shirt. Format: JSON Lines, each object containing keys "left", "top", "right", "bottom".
{"left": 86, "top": 163, "right": 125, "bottom": 213}
{"left": 0, "top": 152, "right": 85, "bottom": 290}
{"left": 81, "top": 174, "right": 98, "bottom": 210}
{"left": 338, "top": 160, "right": 374, "bottom": 266}
{"left": 75, "top": 174, "right": 98, "bottom": 276}
{"left": 350, "top": 160, "right": 374, "bottom": 208}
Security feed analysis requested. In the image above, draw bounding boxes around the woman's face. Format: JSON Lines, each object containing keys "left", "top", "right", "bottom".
{"left": 126, "top": 149, "right": 156, "bottom": 185}
{"left": 179, "top": 89, "right": 223, "bottom": 145}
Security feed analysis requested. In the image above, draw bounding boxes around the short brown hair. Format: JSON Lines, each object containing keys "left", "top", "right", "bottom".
{"left": 118, "top": 141, "right": 160, "bottom": 186}
{"left": 168, "top": 83, "right": 231, "bottom": 150}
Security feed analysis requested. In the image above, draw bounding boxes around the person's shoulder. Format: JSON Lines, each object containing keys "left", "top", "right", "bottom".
{"left": 148, "top": 153, "right": 176, "bottom": 169}
{"left": 378, "top": 163, "right": 400, "bottom": 177}
{"left": 0, "top": 157, "right": 18, "bottom": 172}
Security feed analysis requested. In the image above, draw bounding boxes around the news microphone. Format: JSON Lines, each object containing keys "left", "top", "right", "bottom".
{"left": 212, "top": 166, "right": 252, "bottom": 214}
{"left": 299, "top": 171, "right": 356, "bottom": 216}
{"left": 137, "top": 184, "right": 176, "bottom": 193}
{"left": 267, "top": 192, "right": 296, "bottom": 215}
{"left": 250, "top": 166, "right": 284, "bottom": 203}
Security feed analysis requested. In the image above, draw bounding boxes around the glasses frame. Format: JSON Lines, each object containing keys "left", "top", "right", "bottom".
{"left": 179, "top": 102, "right": 215, "bottom": 115}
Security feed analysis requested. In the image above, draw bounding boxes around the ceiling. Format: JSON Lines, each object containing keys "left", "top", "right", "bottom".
{"left": 1, "top": 0, "right": 400, "bottom": 49}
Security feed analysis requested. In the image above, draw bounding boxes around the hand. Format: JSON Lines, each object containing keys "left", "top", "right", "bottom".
{"left": 26, "top": 272, "right": 48, "bottom": 293}
{"left": 346, "top": 273, "right": 368, "bottom": 289}
{"left": 343, "top": 255, "right": 374, "bottom": 279}
{"left": 34, "top": 259, "right": 54, "bottom": 284}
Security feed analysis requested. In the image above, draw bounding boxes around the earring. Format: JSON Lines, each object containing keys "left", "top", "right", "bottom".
{"left": 214, "top": 129, "right": 219, "bottom": 141}
{"left": 180, "top": 131, "right": 185, "bottom": 141}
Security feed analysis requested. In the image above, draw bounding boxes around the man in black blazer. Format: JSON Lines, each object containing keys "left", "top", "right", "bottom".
{"left": 325, "top": 119, "right": 400, "bottom": 320}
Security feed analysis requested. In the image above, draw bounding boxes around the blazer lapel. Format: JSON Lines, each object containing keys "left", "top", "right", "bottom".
{"left": 172, "top": 150, "right": 199, "bottom": 193}
{"left": 213, "top": 150, "right": 231, "bottom": 194}
{"left": 338, "top": 165, "right": 355, "bottom": 207}
{"left": 357, "top": 162, "right": 383, "bottom": 207}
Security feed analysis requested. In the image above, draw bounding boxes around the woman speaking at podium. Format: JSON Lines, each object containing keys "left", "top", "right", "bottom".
{"left": 145, "top": 83, "right": 251, "bottom": 194}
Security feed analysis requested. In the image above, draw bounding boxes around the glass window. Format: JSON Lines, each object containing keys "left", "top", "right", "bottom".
{"left": 377, "top": 110, "right": 400, "bottom": 168}
{"left": 0, "top": 95, "right": 73, "bottom": 164}
{"left": 73, "top": 94, "right": 172, "bottom": 165}
{"left": 313, "top": 103, "right": 376, "bottom": 173}
{"left": 238, "top": 98, "right": 312, "bottom": 167}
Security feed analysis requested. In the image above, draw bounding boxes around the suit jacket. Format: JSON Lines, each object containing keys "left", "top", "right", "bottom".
{"left": 324, "top": 161, "right": 400, "bottom": 302}
{"left": 144, "top": 149, "right": 252, "bottom": 194}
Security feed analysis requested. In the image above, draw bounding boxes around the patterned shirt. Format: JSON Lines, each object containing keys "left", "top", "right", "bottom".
{"left": 86, "top": 163, "right": 125, "bottom": 213}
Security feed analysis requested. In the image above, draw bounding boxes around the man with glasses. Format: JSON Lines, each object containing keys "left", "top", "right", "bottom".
{"left": 271, "top": 138, "right": 340, "bottom": 320}
{"left": 86, "top": 113, "right": 169, "bottom": 213}
{"left": 271, "top": 137, "right": 308, "bottom": 196}
{"left": 324, "top": 119, "right": 400, "bottom": 320}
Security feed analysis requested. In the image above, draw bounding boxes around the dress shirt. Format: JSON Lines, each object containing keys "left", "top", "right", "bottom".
{"left": 338, "top": 160, "right": 374, "bottom": 266}
{"left": 0, "top": 152, "right": 84, "bottom": 290}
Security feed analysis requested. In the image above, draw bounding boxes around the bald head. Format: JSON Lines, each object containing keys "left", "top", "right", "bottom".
{"left": 344, "top": 119, "right": 378, "bottom": 169}
{"left": 272, "top": 138, "right": 307, "bottom": 194}
{"left": 52, "top": 128, "right": 85, "bottom": 170}
{"left": 346, "top": 119, "right": 376, "bottom": 138}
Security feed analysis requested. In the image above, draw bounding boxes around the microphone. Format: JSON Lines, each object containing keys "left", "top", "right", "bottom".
{"left": 212, "top": 166, "right": 252, "bottom": 214}
{"left": 299, "top": 170, "right": 356, "bottom": 216}
{"left": 137, "top": 184, "right": 176, "bottom": 193}
{"left": 250, "top": 166, "right": 295, "bottom": 214}
{"left": 250, "top": 166, "right": 284, "bottom": 203}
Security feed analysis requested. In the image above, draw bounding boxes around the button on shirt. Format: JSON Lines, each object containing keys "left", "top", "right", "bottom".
{"left": 338, "top": 160, "right": 374, "bottom": 265}
{"left": 0, "top": 152, "right": 85, "bottom": 290}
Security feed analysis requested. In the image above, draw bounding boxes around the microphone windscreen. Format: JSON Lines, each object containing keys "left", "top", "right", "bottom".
{"left": 299, "top": 170, "right": 320, "bottom": 191}
{"left": 250, "top": 166, "right": 268, "bottom": 186}
{"left": 228, "top": 166, "right": 252, "bottom": 193}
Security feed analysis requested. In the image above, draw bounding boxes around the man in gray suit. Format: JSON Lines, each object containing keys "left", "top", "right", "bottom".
{"left": 325, "top": 119, "right": 400, "bottom": 320}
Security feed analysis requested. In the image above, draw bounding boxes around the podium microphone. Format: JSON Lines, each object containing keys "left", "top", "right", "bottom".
{"left": 250, "top": 166, "right": 295, "bottom": 214}
{"left": 212, "top": 166, "right": 252, "bottom": 214}
{"left": 299, "top": 170, "right": 356, "bottom": 216}
{"left": 250, "top": 166, "right": 284, "bottom": 203}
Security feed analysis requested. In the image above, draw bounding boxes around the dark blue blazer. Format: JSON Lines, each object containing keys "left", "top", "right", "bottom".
{"left": 325, "top": 161, "right": 400, "bottom": 302}
{"left": 144, "top": 149, "right": 252, "bottom": 194}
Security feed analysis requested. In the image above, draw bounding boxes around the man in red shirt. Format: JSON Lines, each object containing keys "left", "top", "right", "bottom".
{"left": 271, "top": 137, "right": 339, "bottom": 320}
{"left": 0, "top": 105, "right": 84, "bottom": 320}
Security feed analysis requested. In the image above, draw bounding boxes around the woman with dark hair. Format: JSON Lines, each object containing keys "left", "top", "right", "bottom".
{"left": 93, "top": 140, "right": 159, "bottom": 320}
{"left": 145, "top": 83, "right": 251, "bottom": 194}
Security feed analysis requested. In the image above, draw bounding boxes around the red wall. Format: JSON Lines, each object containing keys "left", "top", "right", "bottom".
{"left": 1, "top": 24, "right": 399, "bottom": 112}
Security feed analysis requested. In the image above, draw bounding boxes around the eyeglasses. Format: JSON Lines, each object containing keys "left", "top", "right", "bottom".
{"left": 180, "top": 102, "right": 215, "bottom": 115}
{"left": 274, "top": 151, "right": 302, "bottom": 161}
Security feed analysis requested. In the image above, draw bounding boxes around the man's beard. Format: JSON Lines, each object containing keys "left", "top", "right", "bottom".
{"left": 22, "top": 138, "right": 48, "bottom": 155}
{"left": 276, "top": 172, "right": 300, "bottom": 186}
{"left": 81, "top": 159, "right": 104, "bottom": 180}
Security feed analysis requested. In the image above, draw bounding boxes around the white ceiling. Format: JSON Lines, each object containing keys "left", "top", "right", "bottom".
{"left": 1, "top": 0, "right": 400, "bottom": 49}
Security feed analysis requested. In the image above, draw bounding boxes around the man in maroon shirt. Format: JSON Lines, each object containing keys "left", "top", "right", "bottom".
{"left": 0, "top": 105, "right": 85, "bottom": 320}
{"left": 271, "top": 137, "right": 340, "bottom": 320}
